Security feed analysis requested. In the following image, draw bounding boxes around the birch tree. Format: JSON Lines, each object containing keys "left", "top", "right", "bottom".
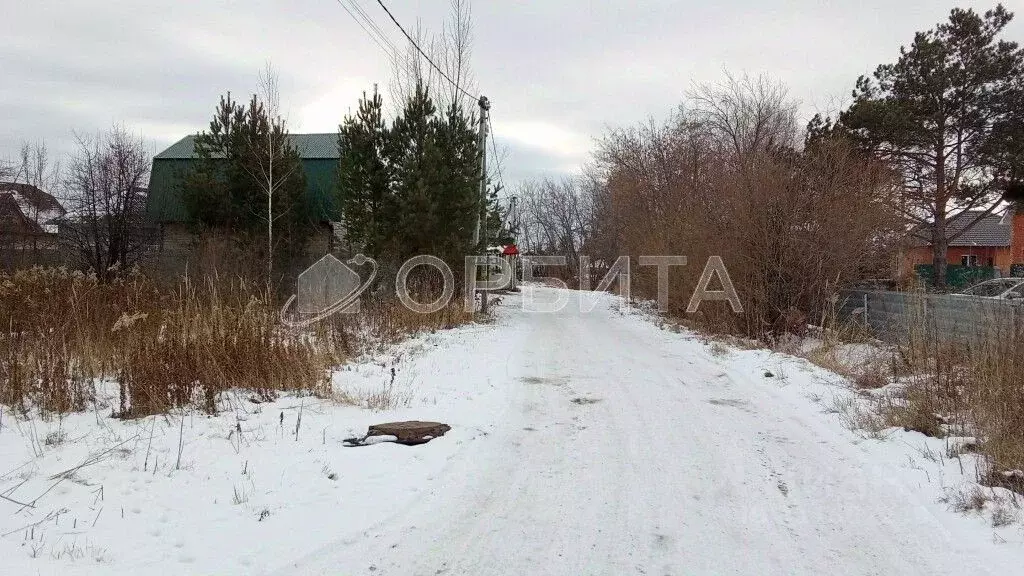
{"left": 185, "top": 74, "right": 312, "bottom": 284}
{"left": 245, "top": 63, "right": 302, "bottom": 281}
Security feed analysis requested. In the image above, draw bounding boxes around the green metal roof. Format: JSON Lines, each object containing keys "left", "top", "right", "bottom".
{"left": 148, "top": 133, "right": 341, "bottom": 223}
{"left": 154, "top": 133, "right": 340, "bottom": 160}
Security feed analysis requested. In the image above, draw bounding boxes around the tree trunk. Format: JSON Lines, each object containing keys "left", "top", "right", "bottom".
{"left": 932, "top": 219, "right": 948, "bottom": 290}
{"left": 934, "top": 143, "right": 948, "bottom": 290}
{"left": 267, "top": 131, "right": 274, "bottom": 285}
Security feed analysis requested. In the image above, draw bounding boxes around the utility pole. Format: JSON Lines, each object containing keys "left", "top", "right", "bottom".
{"left": 509, "top": 195, "right": 518, "bottom": 292}
{"left": 474, "top": 95, "right": 491, "bottom": 313}
{"left": 472, "top": 96, "right": 489, "bottom": 246}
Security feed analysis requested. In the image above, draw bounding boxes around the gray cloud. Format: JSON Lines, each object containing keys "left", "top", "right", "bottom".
{"left": 3, "top": 0, "right": 1022, "bottom": 186}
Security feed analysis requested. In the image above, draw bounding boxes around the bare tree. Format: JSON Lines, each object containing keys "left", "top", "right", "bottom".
{"left": 244, "top": 62, "right": 301, "bottom": 281}
{"left": 18, "top": 142, "right": 63, "bottom": 263}
{"left": 0, "top": 159, "right": 14, "bottom": 268}
{"left": 388, "top": 0, "right": 477, "bottom": 110}
{"left": 0, "top": 142, "right": 64, "bottom": 267}
{"left": 577, "top": 75, "right": 904, "bottom": 338}
{"left": 389, "top": 20, "right": 437, "bottom": 106}
{"left": 439, "top": 0, "right": 476, "bottom": 111}
{"left": 689, "top": 73, "right": 799, "bottom": 160}
{"left": 517, "top": 178, "right": 596, "bottom": 281}
{"left": 63, "top": 126, "right": 150, "bottom": 280}
{"left": 15, "top": 141, "right": 62, "bottom": 222}
{"left": 16, "top": 142, "right": 61, "bottom": 188}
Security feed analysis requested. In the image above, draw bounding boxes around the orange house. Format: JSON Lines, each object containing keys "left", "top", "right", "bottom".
{"left": 901, "top": 209, "right": 1024, "bottom": 278}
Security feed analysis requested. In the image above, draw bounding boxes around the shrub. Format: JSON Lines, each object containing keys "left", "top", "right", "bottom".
{"left": 586, "top": 75, "right": 903, "bottom": 341}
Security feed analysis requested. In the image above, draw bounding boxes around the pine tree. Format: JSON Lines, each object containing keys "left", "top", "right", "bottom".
{"left": 837, "top": 5, "right": 1024, "bottom": 288}
{"left": 184, "top": 93, "right": 245, "bottom": 228}
{"left": 389, "top": 82, "right": 439, "bottom": 260}
{"left": 184, "top": 91, "right": 312, "bottom": 273}
{"left": 480, "top": 185, "right": 512, "bottom": 247}
{"left": 337, "top": 87, "right": 395, "bottom": 258}
{"left": 428, "top": 102, "right": 482, "bottom": 262}
{"left": 335, "top": 82, "right": 484, "bottom": 267}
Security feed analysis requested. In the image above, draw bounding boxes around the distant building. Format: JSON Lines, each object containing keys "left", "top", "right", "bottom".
{"left": 0, "top": 182, "right": 66, "bottom": 269}
{"left": 145, "top": 133, "right": 343, "bottom": 271}
{"left": 0, "top": 182, "right": 65, "bottom": 235}
{"left": 901, "top": 209, "right": 1024, "bottom": 284}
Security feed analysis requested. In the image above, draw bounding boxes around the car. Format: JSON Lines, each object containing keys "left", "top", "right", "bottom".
{"left": 953, "top": 277, "right": 1024, "bottom": 300}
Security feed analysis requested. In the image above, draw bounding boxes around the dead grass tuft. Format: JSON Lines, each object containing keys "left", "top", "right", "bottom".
{"left": 830, "top": 395, "right": 888, "bottom": 438}
{"left": 836, "top": 301, "right": 1024, "bottom": 494}
{"left": 983, "top": 469, "right": 1024, "bottom": 495}
{"left": 991, "top": 500, "right": 1018, "bottom": 527}
{"left": 708, "top": 341, "right": 730, "bottom": 357}
{"left": 943, "top": 484, "right": 1021, "bottom": 527}
{"left": 946, "top": 485, "right": 992, "bottom": 514}
{"left": 879, "top": 393, "right": 948, "bottom": 438}
{"left": 1, "top": 267, "right": 472, "bottom": 417}
{"left": 851, "top": 363, "right": 889, "bottom": 390}
{"left": 802, "top": 342, "right": 893, "bottom": 391}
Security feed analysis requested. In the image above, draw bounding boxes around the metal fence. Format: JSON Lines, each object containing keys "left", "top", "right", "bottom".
{"left": 838, "top": 289, "right": 1024, "bottom": 345}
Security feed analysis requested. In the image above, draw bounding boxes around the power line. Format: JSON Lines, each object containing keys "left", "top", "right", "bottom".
{"left": 335, "top": 0, "right": 398, "bottom": 61}
{"left": 373, "top": 0, "right": 476, "bottom": 102}
{"left": 337, "top": 0, "right": 508, "bottom": 225}
{"left": 339, "top": 0, "right": 398, "bottom": 60}
{"left": 488, "top": 116, "right": 505, "bottom": 194}
{"left": 347, "top": 0, "right": 396, "bottom": 55}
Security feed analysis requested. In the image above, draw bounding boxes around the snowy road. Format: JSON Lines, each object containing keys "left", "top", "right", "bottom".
{"left": 273, "top": 287, "right": 1023, "bottom": 576}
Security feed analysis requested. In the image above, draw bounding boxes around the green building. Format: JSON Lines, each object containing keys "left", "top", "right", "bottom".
{"left": 144, "top": 133, "right": 342, "bottom": 272}
{"left": 146, "top": 132, "right": 341, "bottom": 225}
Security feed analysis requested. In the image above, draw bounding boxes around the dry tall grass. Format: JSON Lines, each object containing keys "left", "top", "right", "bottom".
{"left": 861, "top": 301, "right": 1024, "bottom": 490}
{"left": 0, "top": 266, "right": 472, "bottom": 417}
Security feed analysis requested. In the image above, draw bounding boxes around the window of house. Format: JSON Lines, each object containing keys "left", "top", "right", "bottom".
{"left": 962, "top": 255, "right": 979, "bottom": 267}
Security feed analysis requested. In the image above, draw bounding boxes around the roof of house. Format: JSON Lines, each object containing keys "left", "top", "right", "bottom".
{"left": 0, "top": 182, "right": 65, "bottom": 216}
{"left": 147, "top": 136, "right": 340, "bottom": 223}
{"left": 0, "top": 182, "right": 65, "bottom": 235}
{"left": 911, "top": 210, "right": 1012, "bottom": 247}
{"left": 0, "top": 193, "right": 45, "bottom": 234}
{"left": 154, "top": 133, "right": 340, "bottom": 160}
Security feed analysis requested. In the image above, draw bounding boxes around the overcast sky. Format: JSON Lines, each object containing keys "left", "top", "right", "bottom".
{"left": 3, "top": 0, "right": 1022, "bottom": 187}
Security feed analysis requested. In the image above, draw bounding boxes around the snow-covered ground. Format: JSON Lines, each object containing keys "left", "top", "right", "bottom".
{"left": 3, "top": 286, "right": 1024, "bottom": 575}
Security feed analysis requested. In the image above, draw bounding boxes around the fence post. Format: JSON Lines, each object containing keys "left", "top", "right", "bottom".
{"left": 863, "top": 292, "right": 869, "bottom": 329}
{"left": 924, "top": 294, "right": 930, "bottom": 341}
